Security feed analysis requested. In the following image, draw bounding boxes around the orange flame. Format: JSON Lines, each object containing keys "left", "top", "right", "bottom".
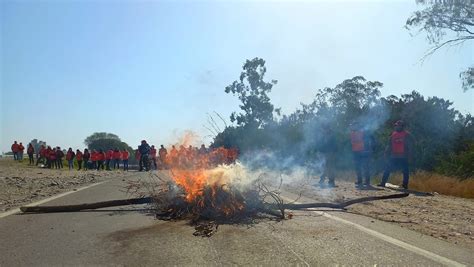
{"left": 164, "top": 143, "right": 239, "bottom": 203}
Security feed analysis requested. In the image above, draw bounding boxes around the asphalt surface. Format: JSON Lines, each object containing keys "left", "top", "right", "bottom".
{"left": 1, "top": 172, "right": 472, "bottom": 266}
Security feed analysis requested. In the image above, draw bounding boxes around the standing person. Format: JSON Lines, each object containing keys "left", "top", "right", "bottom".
{"left": 350, "top": 122, "right": 376, "bottom": 188}
{"left": 56, "top": 147, "right": 64, "bottom": 169}
{"left": 138, "top": 140, "right": 151, "bottom": 171}
{"left": 11, "top": 141, "right": 19, "bottom": 160}
{"left": 27, "top": 143, "right": 35, "bottom": 165}
{"left": 169, "top": 145, "right": 178, "bottom": 167}
{"left": 105, "top": 149, "right": 113, "bottom": 171}
{"left": 318, "top": 126, "right": 338, "bottom": 188}
{"left": 18, "top": 142, "right": 25, "bottom": 161}
{"left": 76, "top": 149, "right": 83, "bottom": 170}
{"left": 113, "top": 148, "right": 121, "bottom": 169}
{"left": 135, "top": 146, "right": 141, "bottom": 170}
{"left": 45, "top": 146, "right": 52, "bottom": 168}
{"left": 50, "top": 148, "right": 58, "bottom": 169}
{"left": 378, "top": 120, "right": 415, "bottom": 190}
{"left": 150, "top": 145, "right": 157, "bottom": 170}
{"left": 36, "top": 145, "right": 46, "bottom": 166}
{"left": 97, "top": 149, "right": 105, "bottom": 170}
{"left": 66, "top": 148, "right": 75, "bottom": 170}
{"left": 82, "top": 149, "right": 90, "bottom": 170}
{"left": 122, "top": 149, "right": 129, "bottom": 171}
{"left": 91, "top": 150, "right": 98, "bottom": 170}
{"left": 159, "top": 145, "right": 168, "bottom": 169}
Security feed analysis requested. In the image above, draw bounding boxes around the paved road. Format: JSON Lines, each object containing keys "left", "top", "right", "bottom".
{"left": 1, "top": 172, "right": 472, "bottom": 266}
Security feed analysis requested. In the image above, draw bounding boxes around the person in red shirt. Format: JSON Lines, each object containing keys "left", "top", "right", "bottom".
{"left": 27, "top": 143, "right": 35, "bottom": 165}
{"left": 76, "top": 149, "right": 83, "bottom": 170}
{"left": 112, "top": 148, "right": 121, "bottom": 169}
{"left": 159, "top": 145, "right": 168, "bottom": 170}
{"left": 66, "top": 148, "right": 75, "bottom": 170}
{"left": 105, "top": 149, "right": 114, "bottom": 171}
{"left": 379, "top": 120, "right": 415, "bottom": 189}
{"left": 11, "top": 141, "right": 19, "bottom": 160}
{"left": 349, "top": 122, "right": 375, "bottom": 188}
{"left": 91, "top": 150, "right": 98, "bottom": 170}
{"left": 150, "top": 145, "right": 157, "bottom": 170}
{"left": 18, "top": 142, "right": 25, "bottom": 161}
{"left": 45, "top": 146, "right": 52, "bottom": 168}
{"left": 121, "top": 149, "right": 130, "bottom": 171}
{"left": 97, "top": 149, "right": 106, "bottom": 170}
{"left": 50, "top": 148, "right": 58, "bottom": 169}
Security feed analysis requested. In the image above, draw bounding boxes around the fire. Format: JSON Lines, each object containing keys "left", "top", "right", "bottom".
{"left": 165, "top": 145, "right": 238, "bottom": 205}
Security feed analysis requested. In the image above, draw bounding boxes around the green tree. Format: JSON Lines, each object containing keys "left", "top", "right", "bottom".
{"left": 405, "top": 0, "right": 474, "bottom": 91}
{"left": 225, "top": 57, "right": 280, "bottom": 128}
{"left": 84, "top": 132, "right": 134, "bottom": 158}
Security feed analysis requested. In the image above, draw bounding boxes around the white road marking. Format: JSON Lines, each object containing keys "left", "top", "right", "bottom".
{"left": 284, "top": 196, "right": 466, "bottom": 267}
{"left": 0, "top": 181, "right": 107, "bottom": 219}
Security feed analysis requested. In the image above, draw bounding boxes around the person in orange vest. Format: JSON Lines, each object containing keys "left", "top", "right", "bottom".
{"left": 378, "top": 120, "right": 415, "bottom": 189}
{"left": 27, "top": 143, "right": 35, "bottom": 165}
{"left": 11, "top": 141, "right": 19, "bottom": 160}
{"left": 350, "top": 122, "right": 375, "bottom": 188}
{"left": 76, "top": 149, "right": 83, "bottom": 170}
{"left": 112, "top": 148, "right": 121, "bottom": 169}
{"left": 97, "top": 149, "right": 106, "bottom": 170}
{"left": 36, "top": 145, "right": 46, "bottom": 166}
{"left": 18, "top": 142, "right": 25, "bottom": 161}
{"left": 66, "top": 148, "right": 75, "bottom": 170}
{"left": 50, "top": 148, "right": 58, "bottom": 169}
{"left": 150, "top": 145, "right": 157, "bottom": 170}
{"left": 105, "top": 149, "right": 114, "bottom": 170}
{"left": 158, "top": 145, "right": 168, "bottom": 169}
{"left": 83, "top": 149, "right": 90, "bottom": 170}
{"left": 91, "top": 149, "right": 98, "bottom": 170}
{"left": 122, "top": 149, "right": 130, "bottom": 171}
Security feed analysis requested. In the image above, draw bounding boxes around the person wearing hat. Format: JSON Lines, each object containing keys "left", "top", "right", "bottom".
{"left": 378, "top": 120, "right": 415, "bottom": 189}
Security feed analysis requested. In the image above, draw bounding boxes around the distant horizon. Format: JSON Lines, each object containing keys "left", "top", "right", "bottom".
{"left": 1, "top": 0, "right": 473, "bottom": 153}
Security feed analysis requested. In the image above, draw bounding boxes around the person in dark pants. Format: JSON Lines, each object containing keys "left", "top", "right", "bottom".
{"left": 97, "top": 149, "right": 105, "bottom": 170}
{"left": 112, "top": 148, "right": 121, "bottom": 169}
{"left": 27, "top": 143, "right": 35, "bottom": 165}
{"left": 56, "top": 147, "right": 64, "bottom": 169}
{"left": 105, "top": 149, "right": 113, "bottom": 170}
{"left": 138, "top": 140, "right": 151, "bottom": 171}
{"left": 121, "top": 149, "right": 129, "bottom": 171}
{"left": 11, "top": 141, "right": 19, "bottom": 160}
{"left": 350, "top": 122, "right": 376, "bottom": 188}
{"left": 319, "top": 126, "right": 338, "bottom": 188}
{"left": 36, "top": 145, "right": 46, "bottom": 166}
{"left": 50, "top": 148, "right": 58, "bottom": 169}
{"left": 82, "top": 149, "right": 90, "bottom": 170}
{"left": 76, "top": 149, "right": 83, "bottom": 170}
{"left": 378, "top": 120, "right": 414, "bottom": 189}
{"left": 150, "top": 145, "right": 157, "bottom": 170}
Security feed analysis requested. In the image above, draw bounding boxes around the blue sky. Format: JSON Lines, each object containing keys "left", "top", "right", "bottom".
{"left": 1, "top": 0, "right": 473, "bottom": 152}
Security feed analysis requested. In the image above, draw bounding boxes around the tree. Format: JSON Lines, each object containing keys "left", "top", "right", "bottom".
{"left": 405, "top": 0, "right": 474, "bottom": 91}
{"left": 84, "top": 132, "right": 133, "bottom": 157}
{"left": 225, "top": 58, "right": 280, "bottom": 128}
{"left": 84, "top": 132, "right": 121, "bottom": 147}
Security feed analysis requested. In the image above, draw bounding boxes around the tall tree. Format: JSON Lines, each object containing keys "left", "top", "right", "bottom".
{"left": 405, "top": 0, "right": 474, "bottom": 91}
{"left": 84, "top": 132, "right": 121, "bottom": 147}
{"left": 225, "top": 58, "right": 280, "bottom": 128}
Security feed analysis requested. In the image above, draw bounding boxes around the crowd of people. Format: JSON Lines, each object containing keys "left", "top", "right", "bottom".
{"left": 9, "top": 119, "right": 412, "bottom": 189}
{"left": 9, "top": 140, "right": 238, "bottom": 173}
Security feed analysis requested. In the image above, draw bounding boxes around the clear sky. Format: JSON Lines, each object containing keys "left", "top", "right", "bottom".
{"left": 1, "top": 0, "right": 473, "bottom": 153}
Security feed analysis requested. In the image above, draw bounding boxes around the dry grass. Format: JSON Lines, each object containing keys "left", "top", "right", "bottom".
{"left": 385, "top": 171, "right": 474, "bottom": 199}
{"left": 334, "top": 169, "right": 474, "bottom": 199}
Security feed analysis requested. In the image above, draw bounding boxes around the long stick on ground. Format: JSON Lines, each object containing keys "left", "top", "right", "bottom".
{"left": 276, "top": 193, "right": 409, "bottom": 210}
{"left": 20, "top": 193, "right": 409, "bottom": 214}
{"left": 20, "top": 197, "right": 154, "bottom": 213}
